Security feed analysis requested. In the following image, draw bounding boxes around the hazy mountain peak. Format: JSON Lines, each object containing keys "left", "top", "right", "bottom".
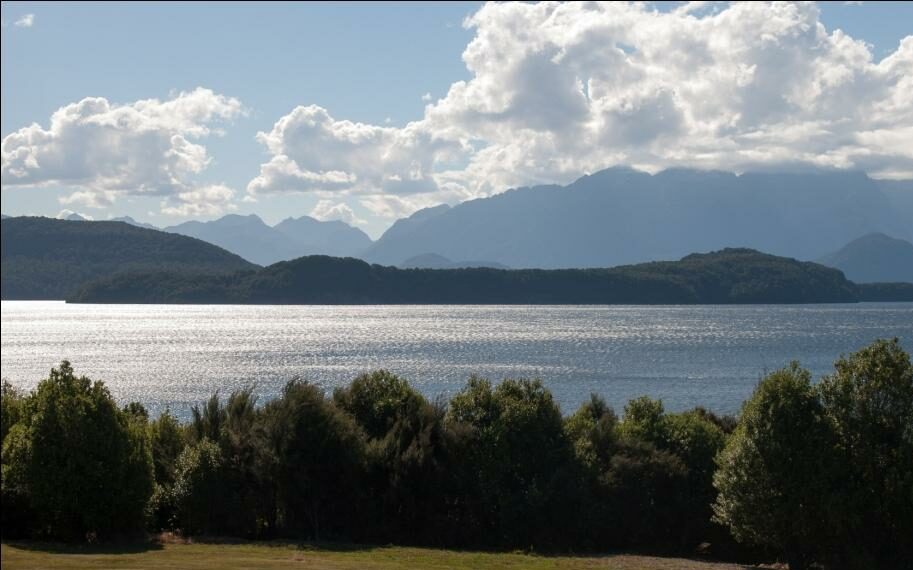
{"left": 365, "top": 167, "right": 913, "bottom": 269}
{"left": 110, "top": 216, "right": 157, "bottom": 230}
{"left": 818, "top": 233, "right": 913, "bottom": 283}
{"left": 164, "top": 212, "right": 371, "bottom": 266}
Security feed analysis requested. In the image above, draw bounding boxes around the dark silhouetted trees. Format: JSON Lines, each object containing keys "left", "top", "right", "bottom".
{"left": 1, "top": 341, "right": 910, "bottom": 570}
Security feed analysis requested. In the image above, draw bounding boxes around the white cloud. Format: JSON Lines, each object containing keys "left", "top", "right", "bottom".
{"left": 56, "top": 209, "right": 92, "bottom": 220}
{"left": 309, "top": 199, "right": 366, "bottom": 226}
{"left": 246, "top": 104, "right": 465, "bottom": 198}
{"left": 14, "top": 14, "right": 34, "bottom": 28}
{"left": 249, "top": 1, "right": 913, "bottom": 213}
{"left": 160, "top": 184, "right": 238, "bottom": 217}
{"left": 2, "top": 87, "right": 244, "bottom": 213}
{"left": 422, "top": 92, "right": 432, "bottom": 102}
{"left": 59, "top": 189, "right": 118, "bottom": 209}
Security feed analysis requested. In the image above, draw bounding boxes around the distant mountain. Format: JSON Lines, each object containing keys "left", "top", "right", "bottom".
{"left": 372, "top": 204, "right": 451, "bottom": 246}
{"left": 818, "top": 233, "right": 913, "bottom": 283}
{"left": 1, "top": 214, "right": 10, "bottom": 220}
{"left": 1, "top": 217, "right": 256, "bottom": 300}
{"left": 364, "top": 168, "right": 913, "bottom": 269}
{"left": 111, "top": 216, "right": 157, "bottom": 230}
{"left": 72, "top": 248, "right": 861, "bottom": 305}
{"left": 165, "top": 214, "right": 371, "bottom": 265}
{"left": 401, "top": 253, "right": 509, "bottom": 270}
{"left": 64, "top": 212, "right": 90, "bottom": 222}
{"left": 273, "top": 216, "right": 372, "bottom": 258}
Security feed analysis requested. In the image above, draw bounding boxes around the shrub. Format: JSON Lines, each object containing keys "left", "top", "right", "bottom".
{"left": 818, "top": 339, "right": 913, "bottom": 569}
{"left": 712, "top": 363, "right": 836, "bottom": 570}
{"left": 1, "top": 362, "right": 154, "bottom": 539}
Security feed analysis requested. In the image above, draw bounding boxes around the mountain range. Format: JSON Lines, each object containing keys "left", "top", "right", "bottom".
{"left": 2, "top": 168, "right": 911, "bottom": 276}
{"left": 363, "top": 168, "right": 913, "bottom": 268}
{"left": 163, "top": 214, "right": 372, "bottom": 266}
{"left": 1, "top": 217, "right": 255, "bottom": 299}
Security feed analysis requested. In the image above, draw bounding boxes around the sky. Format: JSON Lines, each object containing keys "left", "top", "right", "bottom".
{"left": 2, "top": 1, "right": 912, "bottom": 238}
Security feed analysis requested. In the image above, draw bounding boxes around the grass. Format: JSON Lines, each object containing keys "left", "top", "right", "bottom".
{"left": 0, "top": 540, "right": 767, "bottom": 570}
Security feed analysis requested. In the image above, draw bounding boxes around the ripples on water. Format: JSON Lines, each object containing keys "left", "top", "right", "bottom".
{"left": 2, "top": 301, "right": 911, "bottom": 419}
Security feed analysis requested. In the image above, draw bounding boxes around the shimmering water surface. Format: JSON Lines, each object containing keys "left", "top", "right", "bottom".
{"left": 2, "top": 301, "right": 911, "bottom": 418}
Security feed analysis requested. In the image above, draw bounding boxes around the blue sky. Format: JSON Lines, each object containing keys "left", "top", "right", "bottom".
{"left": 2, "top": 1, "right": 912, "bottom": 237}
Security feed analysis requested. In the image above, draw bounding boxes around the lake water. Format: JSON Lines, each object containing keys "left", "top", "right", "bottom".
{"left": 2, "top": 301, "right": 911, "bottom": 419}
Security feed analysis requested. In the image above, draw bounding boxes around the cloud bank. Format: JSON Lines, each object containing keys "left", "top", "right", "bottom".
{"left": 2, "top": 88, "right": 243, "bottom": 216}
{"left": 250, "top": 1, "right": 913, "bottom": 219}
{"left": 4, "top": 2, "right": 911, "bottom": 224}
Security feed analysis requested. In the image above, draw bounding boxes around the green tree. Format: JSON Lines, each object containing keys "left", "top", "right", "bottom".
{"left": 147, "top": 409, "right": 188, "bottom": 530}
{"left": 1, "top": 362, "right": 154, "bottom": 539}
{"left": 1, "top": 380, "right": 25, "bottom": 445}
{"left": 336, "top": 371, "right": 462, "bottom": 544}
{"left": 172, "top": 438, "right": 224, "bottom": 535}
{"left": 262, "top": 380, "right": 366, "bottom": 540}
{"left": 617, "top": 396, "right": 666, "bottom": 443}
{"left": 334, "top": 370, "right": 424, "bottom": 440}
{"left": 565, "top": 394, "right": 618, "bottom": 472}
{"left": 713, "top": 363, "right": 836, "bottom": 570}
{"left": 818, "top": 339, "right": 913, "bottom": 568}
{"left": 219, "top": 387, "right": 269, "bottom": 537}
{"left": 447, "top": 377, "right": 580, "bottom": 549}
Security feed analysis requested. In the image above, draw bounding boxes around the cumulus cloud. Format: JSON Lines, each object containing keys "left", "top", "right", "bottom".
{"left": 246, "top": 104, "right": 466, "bottom": 198}
{"left": 160, "top": 184, "right": 237, "bottom": 217}
{"left": 2, "top": 88, "right": 243, "bottom": 215}
{"left": 249, "top": 1, "right": 913, "bottom": 213}
{"left": 309, "top": 199, "right": 366, "bottom": 226}
{"left": 14, "top": 14, "right": 34, "bottom": 27}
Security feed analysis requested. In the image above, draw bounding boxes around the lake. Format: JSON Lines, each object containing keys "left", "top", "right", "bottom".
{"left": 2, "top": 301, "right": 911, "bottom": 419}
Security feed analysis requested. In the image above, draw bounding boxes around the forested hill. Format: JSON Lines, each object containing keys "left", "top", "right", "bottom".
{"left": 1, "top": 217, "right": 257, "bottom": 300}
{"left": 71, "top": 248, "right": 862, "bottom": 304}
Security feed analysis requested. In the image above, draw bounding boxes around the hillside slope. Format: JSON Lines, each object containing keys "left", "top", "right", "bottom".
{"left": 72, "top": 248, "right": 860, "bottom": 305}
{"left": 1, "top": 217, "right": 256, "bottom": 300}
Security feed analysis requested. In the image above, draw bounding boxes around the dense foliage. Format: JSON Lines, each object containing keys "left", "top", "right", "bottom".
{"left": 71, "top": 248, "right": 864, "bottom": 304}
{"left": 856, "top": 281, "right": 913, "bottom": 302}
{"left": 2, "top": 340, "right": 910, "bottom": 570}
{"left": 1, "top": 217, "right": 256, "bottom": 299}
{"left": 713, "top": 339, "right": 913, "bottom": 570}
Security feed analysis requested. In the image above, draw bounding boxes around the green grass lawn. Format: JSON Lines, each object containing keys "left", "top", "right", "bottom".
{"left": 1, "top": 540, "right": 764, "bottom": 570}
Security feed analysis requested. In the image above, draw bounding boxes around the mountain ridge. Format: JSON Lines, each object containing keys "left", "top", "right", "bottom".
{"left": 365, "top": 168, "right": 912, "bottom": 269}
{"left": 71, "top": 247, "right": 863, "bottom": 305}
{"left": 1, "top": 216, "right": 256, "bottom": 300}
{"left": 165, "top": 213, "right": 371, "bottom": 265}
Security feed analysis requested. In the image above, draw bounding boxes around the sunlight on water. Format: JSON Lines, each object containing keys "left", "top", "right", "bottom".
{"left": 2, "top": 301, "right": 911, "bottom": 419}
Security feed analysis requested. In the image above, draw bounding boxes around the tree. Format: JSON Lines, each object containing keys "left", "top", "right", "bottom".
{"left": 1, "top": 380, "right": 25, "bottom": 445}
{"left": 334, "top": 370, "right": 424, "bottom": 440}
{"left": 447, "top": 377, "right": 581, "bottom": 549}
{"left": 172, "top": 438, "right": 224, "bottom": 535}
{"left": 1, "top": 362, "right": 154, "bottom": 539}
{"left": 262, "top": 380, "right": 366, "bottom": 540}
{"left": 335, "top": 371, "right": 461, "bottom": 545}
{"left": 149, "top": 409, "right": 186, "bottom": 488}
{"left": 713, "top": 363, "right": 836, "bottom": 570}
{"left": 818, "top": 339, "right": 913, "bottom": 569}
{"left": 565, "top": 394, "right": 618, "bottom": 473}
{"left": 617, "top": 396, "right": 666, "bottom": 443}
